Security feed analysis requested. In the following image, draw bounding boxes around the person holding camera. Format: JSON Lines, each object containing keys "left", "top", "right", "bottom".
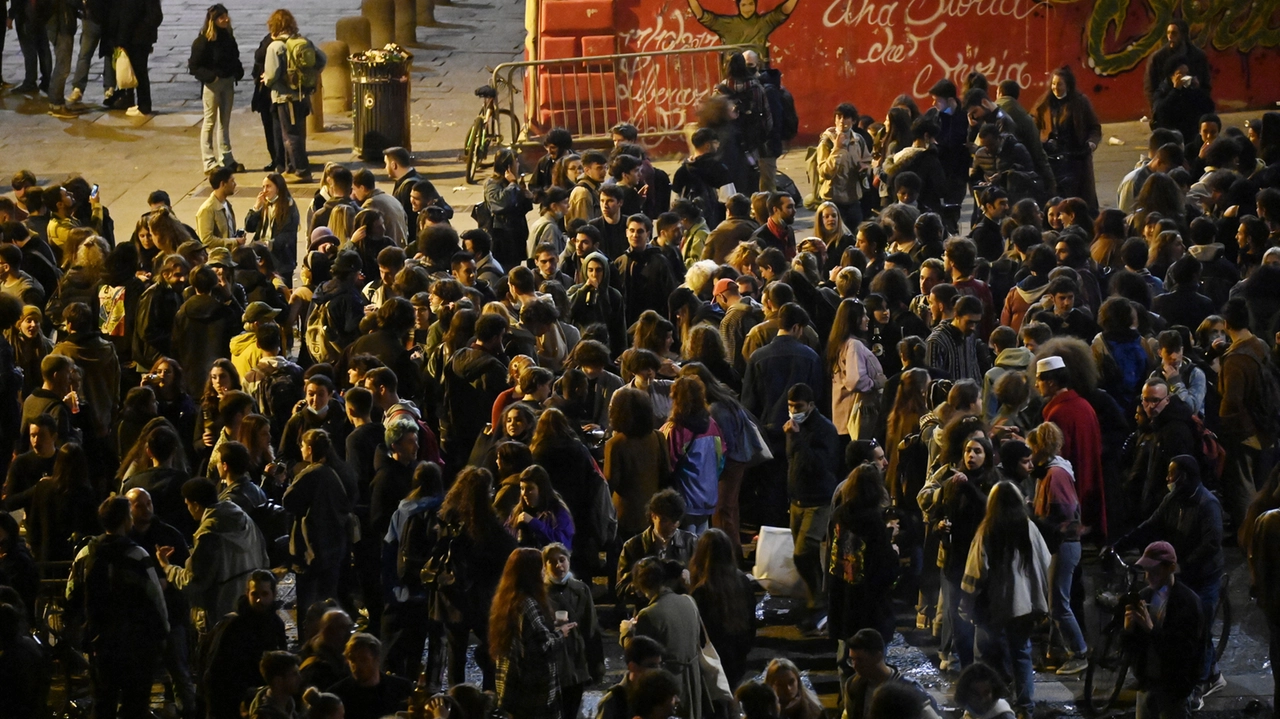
{"left": 1121, "top": 541, "right": 1205, "bottom": 719}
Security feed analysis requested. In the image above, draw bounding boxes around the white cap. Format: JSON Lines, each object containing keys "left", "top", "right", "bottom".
{"left": 1036, "top": 356, "right": 1066, "bottom": 374}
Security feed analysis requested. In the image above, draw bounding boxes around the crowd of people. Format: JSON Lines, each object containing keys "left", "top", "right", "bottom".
{"left": 2, "top": 11, "right": 1280, "bottom": 719}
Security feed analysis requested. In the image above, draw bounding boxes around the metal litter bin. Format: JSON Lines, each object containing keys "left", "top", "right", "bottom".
{"left": 351, "top": 46, "right": 412, "bottom": 160}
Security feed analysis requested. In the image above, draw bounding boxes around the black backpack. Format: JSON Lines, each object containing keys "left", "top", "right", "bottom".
{"left": 470, "top": 201, "right": 494, "bottom": 233}
{"left": 249, "top": 499, "right": 291, "bottom": 568}
{"left": 420, "top": 521, "right": 471, "bottom": 605}
{"left": 397, "top": 505, "right": 441, "bottom": 589}
{"left": 777, "top": 86, "right": 799, "bottom": 142}
{"left": 255, "top": 360, "right": 303, "bottom": 438}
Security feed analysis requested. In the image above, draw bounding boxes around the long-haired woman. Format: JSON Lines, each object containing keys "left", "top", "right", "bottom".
{"left": 1025, "top": 422, "right": 1087, "bottom": 674}
{"left": 197, "top": 358, "right": 242, "bottom": 451}
{"left": 143, "top": 356, "right": 199, "bottom": 456}
{"left": 960, "top": 481, "right": 1051, "bottom": 713}
{"left": 935, "top": 434, "right": 995, "bottom": 670}
{"left": 678, "top": 363, "right": 755, "bottom": 558}
{"left": 238, "top": 413, "right": 287, "bottom": 499}
{"left": 490, "top": 547, "right": 573, "bottom": 719}
{"left": 661, "top": 376, "right": 723, "bottom": 534}
{"left": 245, "top": 173, "right": 300, "bottom": 285}
{"left": 529, "top": 408, "right": 600, "bottom": 568}
{"left": 505, "top": 465, "right": 575, "bottom": 550}
{"left": 814, "top": 201, "right": 856, "bottom": 273}
{"left": 828, "top": 298, "right": 886, "bottom": 441}
{"left": 439, "top": 467, "right": 518, "bottom": 689}
{"left": 886, "top": 367, "right": 931, "bottom": 503}
{"left": 827, "top": 462, "right": 897, "bottom": 645}
{"left": 148, "top": 207, "right": 196, "bottom": 256}
{"left": 689, "top": 528, "right": 756, "bottom": 685}
{"left": 765, "top": 658, "right": 824, "bottom": 719}
{"left": 604, "top": 387, "right": 671, "bottom": 538}
{"left": 1034, "top": 66, "right": 1102, "bottom": 212}
{"left": 1090, "top": 208, "right": 1127, "bottom": 272}
{"left": 189, "top": 3, "right": 244, "bottom": 174}
{"left": 27, "top": 443, "right": 99, "bottom": 562}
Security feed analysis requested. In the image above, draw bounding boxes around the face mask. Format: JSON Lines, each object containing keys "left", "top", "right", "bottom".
{"left": 266, "top": 195, "right": 278, "bottom": 204}
{"left": 789, "top": 410, "right": 809, "bottom": 424}
{"left": 547, "top": 570, "right": 572, "bottom": 586}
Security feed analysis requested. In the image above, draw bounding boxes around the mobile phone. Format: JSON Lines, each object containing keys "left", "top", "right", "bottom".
{"left": 90, "top": 184, "right": 99, "bottom": 199}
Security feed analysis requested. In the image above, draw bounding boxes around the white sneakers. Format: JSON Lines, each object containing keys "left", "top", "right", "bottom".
{"left": 68, "top": 87, "right": 83, "bottom": 103}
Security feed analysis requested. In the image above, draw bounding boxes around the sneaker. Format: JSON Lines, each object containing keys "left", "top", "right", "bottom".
{"left": 13, "top": 82, "right": 39, "bottom": 94}
{"left": 125, "top": 106, "right": 147, "bottom": 117}
{"left": 228, "top": 162, "right": 246, "bottom": 173}
{"left": 1190, "top": 687, "right": 1205, "bottom": 712}
{"left": 1056, "top": 656, "right": 1089, "bottom": 675}
{"left": 68, "top": 87, "right": 82, "bottom": 103}
{"left": 47, "top": 105, "right": 78, "bottom": 119}
{"left": 1203, "top": 673, "right": 1228, "bottom": 697}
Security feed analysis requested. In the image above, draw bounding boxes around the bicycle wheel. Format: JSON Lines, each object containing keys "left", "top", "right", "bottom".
{"left": 466, "top": 120, "right": 489, "bottom": 185}
{"left": 463, "top": 115, "right": 483, "bottom": 165}
{"left": 493, "top": 108, "right": 521, "bottom": 145}
{"left": 1083, "top": 627, "right": 1128, "bottom": 714}
{"left": 1213, "top": 574, "right": 1232, "bottom": 663}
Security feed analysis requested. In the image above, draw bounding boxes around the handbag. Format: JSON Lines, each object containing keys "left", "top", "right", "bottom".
{"left": 689, "top": 596, "right": 732, "bottom": 704}
{"left": 114, "top": 48, "right": 138, "bottom": 90}
{"left": 740, "top": 412, "right": 773, "bottom": 467}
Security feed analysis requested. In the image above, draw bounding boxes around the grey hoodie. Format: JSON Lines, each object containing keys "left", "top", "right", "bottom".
{"left": 983, "top": 346, "right": 1034, "bottom": 422}
{"left": 165, "top": 500, "right": 268, "bottom": 631}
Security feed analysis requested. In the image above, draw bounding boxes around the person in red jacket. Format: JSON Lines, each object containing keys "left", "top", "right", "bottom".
{"left": 1034, "top": 355, "right": 1107, "bottom": 539}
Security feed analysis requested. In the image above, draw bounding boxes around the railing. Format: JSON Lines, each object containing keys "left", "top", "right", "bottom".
{"left": 490, "top": 43, "right": 752, "bottom": 147}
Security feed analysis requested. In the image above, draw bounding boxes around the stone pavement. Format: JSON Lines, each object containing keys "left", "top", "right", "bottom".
{"left": 0, "top": 0, "right": 526, "bottom": 222}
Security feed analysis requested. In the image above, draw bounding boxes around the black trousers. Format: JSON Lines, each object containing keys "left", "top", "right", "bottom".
{"left": 91, "top": 648, "right": 159, "bottom": 719}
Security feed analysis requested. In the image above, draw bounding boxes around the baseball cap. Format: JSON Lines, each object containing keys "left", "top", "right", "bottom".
{"left": 713, "top": 278, "right": 736, "bottom": 297}
{"left": 243, "top": 301, "right": 281, "bottom": 324}
{"left": 1135, "top": 541, "right": 1177, "bottom": 568}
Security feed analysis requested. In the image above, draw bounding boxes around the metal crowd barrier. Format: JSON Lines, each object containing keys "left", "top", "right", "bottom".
{"left": 491, "top": 43, "right": 753, "bottom": 147}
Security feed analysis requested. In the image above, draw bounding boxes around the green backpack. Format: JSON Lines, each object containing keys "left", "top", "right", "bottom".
{"left": 284, "top": 36, "right": 319, "bottom": 94}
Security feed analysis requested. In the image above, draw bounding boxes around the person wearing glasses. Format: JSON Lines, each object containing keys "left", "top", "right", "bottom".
{"left": 1127, "top": 378, "right": 1199, "bottom": 522}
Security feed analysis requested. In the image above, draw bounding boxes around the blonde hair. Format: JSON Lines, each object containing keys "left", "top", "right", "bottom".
{"left": 328, "top": 205, "right": 353, "bottom": 243}
{"left": 1026, "top": 421, "right": 1064, "bottom": 462}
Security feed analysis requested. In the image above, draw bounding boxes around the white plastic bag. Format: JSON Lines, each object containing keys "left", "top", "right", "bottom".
{"left": 115, "top": 48, "right": 138, "bottom": 90}
{"left": 752, "top": 526, "right": 806, "bottom": 598}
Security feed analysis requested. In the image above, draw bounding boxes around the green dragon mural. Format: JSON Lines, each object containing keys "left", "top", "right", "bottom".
{"left": 1082, "top": 0, "right": 1280, "bottom": 76}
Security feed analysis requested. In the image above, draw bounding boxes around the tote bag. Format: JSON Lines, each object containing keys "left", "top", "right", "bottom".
{"left": 115, "top": 49, "right": 138, "bottom": 90}
{"left": 687, "top": 596, "right": 732, "bottom": 704}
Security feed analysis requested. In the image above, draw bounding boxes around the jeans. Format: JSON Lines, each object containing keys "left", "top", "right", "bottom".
{"left": 1187, "top": 578, "right": 1221, "bottom": 683}
{"left": 975, "top": 618, "right": 1035, "bottom": 711}
{"left": 941, "top": 575, "right": 974, "bottom": 668}
{"left": 48, "top": 28, "right": 76, "bottom": 105}
{"left": 758, "top": 156, "right": 777, "bottom": 191}
{"left": 789, "top": 502, "right": 831, "bottom": 609}
{"left": 201, "top": 78, "right": 238, "bottom": 170}
{"left": 1050, "top": 540, "right": 1088, "bottom": 655}
{"left": 258, "top": 107, "right": 282, "bottom": 169}
{"left": 16, "top": 18, "right": 51, "bottom": 87}
{"left": 1135, "top": 688, "right": 1192, "bottom": 719}
{"left": 72, "top": 19, "right": 114, "bottom": 95}
{"left": 274, "top": 99, "right": 311, "bottom": 173}
{"left": 122, "top": 45, "right": 152, "bottom": 113}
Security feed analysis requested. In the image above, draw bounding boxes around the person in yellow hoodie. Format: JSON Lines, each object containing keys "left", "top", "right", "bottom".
{"left": 230, "top": 301, "right": 281, "bottom": 378}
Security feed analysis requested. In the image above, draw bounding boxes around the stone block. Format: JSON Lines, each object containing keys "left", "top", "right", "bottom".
{"left": 580, "top": 34, "right": 615, "bottom": 57}
{"left": 538, "top": 0, "right": 614, "bottom": 35}
{"left": 336, "top": 16, "right": 373, "bottom": 54}
{"left": 321, "top": 41, "right": 352, "bottom": 114}
{"left": 539, "top": 36, "right": 577, "bottom": 60}
{"left": 362, "top": 0, "right": 396, "bottom": 48}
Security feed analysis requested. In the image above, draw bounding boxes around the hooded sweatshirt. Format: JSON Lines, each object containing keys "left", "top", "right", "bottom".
{"left": 1000, "top": 274, "right": 1049, "bottom": 332}
{"left": 165, "top": 500, "right": 268, "bottom": 632}
{"left": 173, "top": 294, "right": 238, "bottom": 396}
{"left": 52, "top": 330, "right": 120, "bottom": 437}
{"left": 982, "top": 346, "right": 1033, "bottom": 421}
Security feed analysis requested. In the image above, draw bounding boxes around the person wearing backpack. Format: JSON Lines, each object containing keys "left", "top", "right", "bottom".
{"left": 262, "top": 9, "right": 326, "bottom": 183}
{"left": 306, "top": 250, "right": 367, "bottom": 365}
{"left": 380, "top": 462, "right": 444, "bottom": 680}
{"left": 716, "top": 52, "right": 772, "bottom": 191}
{"left": 1125, "top": 378, "right": 1199, "bottom": 523}
{"left": 672, "top": 128, "right": 732, "bottom": 230}
{"left": 67, "top": 496, "right": 170, "bottom": 719}
{"left": 1218, "top": 298, "right": 1278, "bottom": 533}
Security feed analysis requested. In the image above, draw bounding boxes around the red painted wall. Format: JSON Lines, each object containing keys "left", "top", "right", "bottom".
{"left": 535, "top": 0, "right": 1279, "bottom": 140}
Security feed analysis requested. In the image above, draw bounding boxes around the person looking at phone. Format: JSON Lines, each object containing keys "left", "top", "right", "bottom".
{"left": 815, "top": 103, "right": 871, "bottom": 232}
{"left": 196, "top": 167, "right": 243, "bottom": 250}
{"left": 1121, "top": 541, "right": 1206, "bottom": 718}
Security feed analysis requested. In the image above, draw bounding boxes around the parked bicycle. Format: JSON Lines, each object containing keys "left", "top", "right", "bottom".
{"left": 463, "top": 74, "right": 521, "bottom": 184}
{"left": 1082, "top": 548, "right": 1232, "bottom": 714}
